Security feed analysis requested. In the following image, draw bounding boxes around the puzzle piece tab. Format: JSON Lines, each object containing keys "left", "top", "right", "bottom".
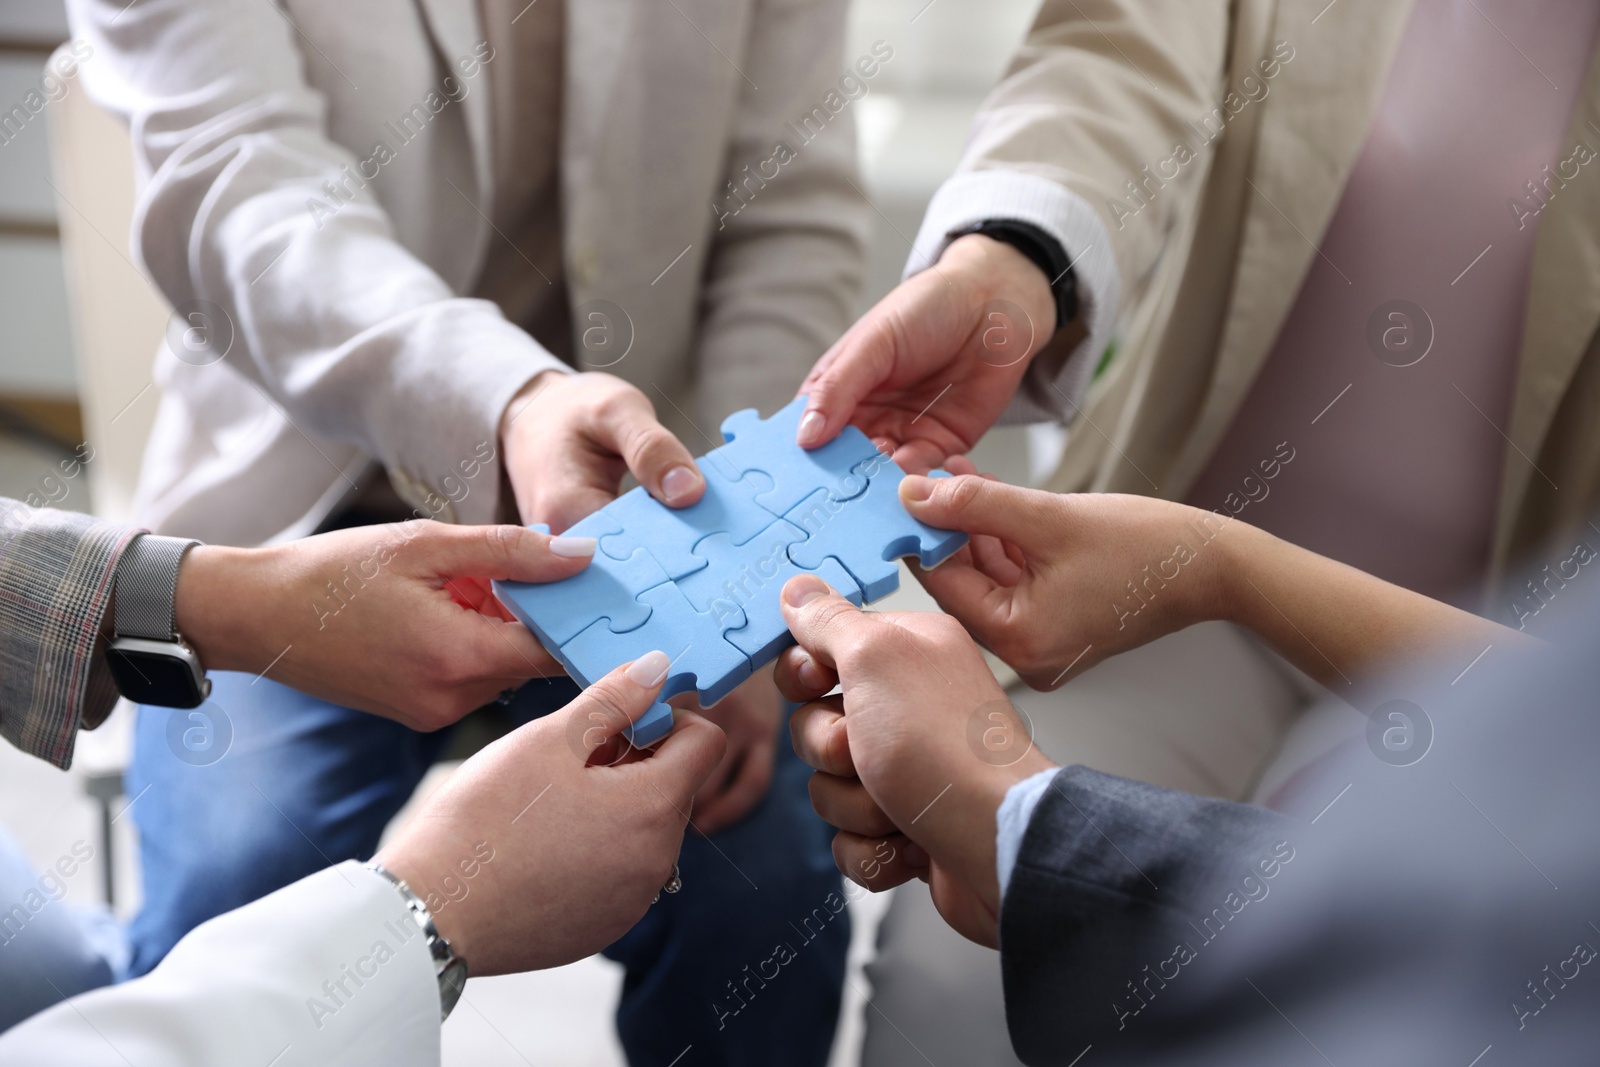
{"left": 596, "top": 459, "right": 779, "bottom": 581}
{"left": 681, "top": 519, "right": 863, "bottom": 665}
{"left": 786, "top": 459, "right": 965, "bottom": 600}
{"left": 559, "top": 581, "right": 752, "bottom": 708}
{"left": 496, "top": 515, "right": 667, "bottom": 648}
{"left": 716, "top": 397, "right": 882, "bottom": 520}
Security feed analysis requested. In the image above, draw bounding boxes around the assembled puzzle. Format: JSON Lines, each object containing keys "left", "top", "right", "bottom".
{"left": 493, "top": 397, "right": 967, "bottom": 745}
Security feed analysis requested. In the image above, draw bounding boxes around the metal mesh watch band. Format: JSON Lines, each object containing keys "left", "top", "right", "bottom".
{"left": 113, "top": 534, "right": 200, "bottom": 641}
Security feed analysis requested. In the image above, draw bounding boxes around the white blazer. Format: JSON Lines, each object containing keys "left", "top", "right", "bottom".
{"left": 0, "top": 863, "right": 443, "bottom": 1066}
{"left": 66, "top": 0, "right": 868, "bottom": 546}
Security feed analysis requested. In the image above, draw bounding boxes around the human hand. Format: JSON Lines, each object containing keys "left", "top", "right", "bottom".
{"left": 174, "top": 521, "right": 595, "bottom": 731}
{"left": 677, "top": 668, "right": 781, "bottom": 835}
{"left": 795, "top": 234, "right": 1055, "bottom": 473}
{"left": 375, "top": 651, "right": 728, "bottom": 976}
{"left": 899, "top": 471, "right": 1235, "bottom": 690}
{"left": 500, "top": 370, "right": 706, "bottom": 532}
{"left": 774, "top": 575, "right": 1055, "bottom": 947}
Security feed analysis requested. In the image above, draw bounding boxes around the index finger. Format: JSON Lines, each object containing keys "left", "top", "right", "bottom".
{"left": 796, "top": 315, "right": 895, "bottom": 449}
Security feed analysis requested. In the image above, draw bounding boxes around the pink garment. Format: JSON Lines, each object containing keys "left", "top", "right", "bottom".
{"left": 1185, "top": 0, "right": 1600, "bottom": 605}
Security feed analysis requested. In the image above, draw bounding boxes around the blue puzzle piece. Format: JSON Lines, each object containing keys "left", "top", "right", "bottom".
{"left": 490, "top": 402, "right": 966, "bottom": 750}
{"left": 494, "top": 510, "right": 668, "bottom": 648}
{"left": 716, "top": 397, "right": 882, "bottom": 521}
{"left": 558, "top": 581, "right": 752, "bottom": 710}
{"left": 596, "top": 460, "right": 779, "bottom": 580}
{"left": 684, "top": 520, "right": 864, "bottom": 665}
{"left": 786, "top": 458, "right": 966, "bottom": 600}
{"left": 623, "top": 702, "right": 677, "bottom": 747}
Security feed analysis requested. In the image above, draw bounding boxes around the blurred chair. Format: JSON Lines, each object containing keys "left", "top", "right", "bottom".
{"left": 46, "top": 42, "right": 170, "bottom": 906}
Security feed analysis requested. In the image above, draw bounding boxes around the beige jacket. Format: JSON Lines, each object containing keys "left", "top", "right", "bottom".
{"left": 67, "top": 0, "right": 870, "bottom": 545}
{"left": 914, "top": 0, "right": 1600, "bottom": 606}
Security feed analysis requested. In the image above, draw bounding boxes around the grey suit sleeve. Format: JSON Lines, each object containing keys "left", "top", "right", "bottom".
{"left": 1000, "top": 765, "right": 1293, "bottom": 1063}
{"left": 0, "top": 499, "right": 137, "bottom": 769}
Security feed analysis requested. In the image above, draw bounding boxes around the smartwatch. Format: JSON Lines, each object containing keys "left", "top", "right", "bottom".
{"left": 367, "top": 862, "right": 469, "bottom": 1020}
{"left": 950, "top": 219, "right": 1079, "bottom": 334}
{"left": 105, "top": 534, "right": 211, "bottom": 708}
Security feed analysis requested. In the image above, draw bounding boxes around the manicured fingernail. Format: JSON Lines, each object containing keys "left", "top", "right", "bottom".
{"left": 626, "top": 650, "right": 671, "bottom": 687}
{"left": 899, "top": 475, "right": 934, "bottom": 502}
{"left": 797, "top": 409, "right": 825, "bottom": 446}
{"left": 783, "top": 574, "right": 832, "bottom": 607}
{"left": 549, "top": 536, "right": 597, "bottom": 558}
{"left": 903, "top": 841, "right": 930, "bottom": 868}
{"left": 661, "top": 465, "right": 701, "bottom": 504}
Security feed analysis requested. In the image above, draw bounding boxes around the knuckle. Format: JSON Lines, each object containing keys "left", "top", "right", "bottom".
{"left": 944, "top": 475, "right": 985, "bottom": 516}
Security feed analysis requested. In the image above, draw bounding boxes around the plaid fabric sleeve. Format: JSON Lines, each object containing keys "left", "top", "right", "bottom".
{"left": 0, "top": 497, "right": 139, "bottom": 769}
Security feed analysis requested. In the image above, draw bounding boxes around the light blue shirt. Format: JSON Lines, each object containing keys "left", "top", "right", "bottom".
{"left": 995, "top": 768, "right": 1058, "bottom": 900}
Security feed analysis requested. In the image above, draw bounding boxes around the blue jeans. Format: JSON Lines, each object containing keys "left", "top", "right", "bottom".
{"left": 126, "top": 672, "right": 847, "bottom": 1066}
{"left": 0, "top": 824, "right": 125, "bottom": 1033}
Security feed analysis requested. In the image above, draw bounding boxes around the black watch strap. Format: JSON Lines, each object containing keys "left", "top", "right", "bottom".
{"left": 951, "top": 219, "right": 1079, "bottom": 335}
{"left": 114, "top": 534, "right": 200, "bottom": 641}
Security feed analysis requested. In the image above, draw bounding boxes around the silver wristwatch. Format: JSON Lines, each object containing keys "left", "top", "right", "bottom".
{"left": 366, "top": 862, "right": 469, "bottom": 1021}
{"left": 106, "top": 534, "right": 211, "bottom": 708}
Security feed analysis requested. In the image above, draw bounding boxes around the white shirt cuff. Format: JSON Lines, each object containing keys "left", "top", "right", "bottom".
{"left": 996, "top": 768, "right": 1060, "bottom": 901}
{"left": 905, "top": 170, "right": 1121, "bottom": 425}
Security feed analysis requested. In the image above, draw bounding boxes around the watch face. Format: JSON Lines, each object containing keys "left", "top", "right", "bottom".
{"left": 106, "top": 648, "right": 208, "bottom": 709}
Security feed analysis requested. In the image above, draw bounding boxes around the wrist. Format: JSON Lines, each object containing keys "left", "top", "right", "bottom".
{"left": 173, "top": 544, "right": 272, "bottom": 673}
{"left": 1198, "top": 512, "right": 1270, "bottom": 631}
{"left": 942, "top": 749, "right": 1058, "bottom": 913}
{"left": 942, "top": 233, "right": 1058, "bottom": 339}
{"left": 375, "top": 844, "right": 477, "bottom": 966}
{"left": 499, "top": 368, "right": 565, "bottom": 448}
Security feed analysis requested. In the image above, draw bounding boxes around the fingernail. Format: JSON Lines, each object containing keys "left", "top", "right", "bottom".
{"left": 661, "top": 465, "right": 701, "bottom": 504}
{"left": 549, "top": 535, "right": 597, "bottom": 558}
{"left": 626, "top": 650, "right": 671, "bottom": 687}
{"left": 904, "top": 841, "right": 930, "bottom": 868}
{"left": 797, "top": 655, "right": 829, "bottom": 692}
{"left": 783, "top": 574, "right": 832, "bottom": 607}
{"left": 899, "top": 475, "right": 934, "bottom": 502}
{"left": 797, "top": 409, "right": 825, "bottom": 446}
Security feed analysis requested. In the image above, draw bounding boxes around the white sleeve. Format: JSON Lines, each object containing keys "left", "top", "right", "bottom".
{"left": 905, "top": 171, "right": 1121, "bottom": 425}
{"left": 0, "top": 863, "right": 441, "bottom": 1067}
{"left": 65, "top": 0, "right": 565, "bottom": 524}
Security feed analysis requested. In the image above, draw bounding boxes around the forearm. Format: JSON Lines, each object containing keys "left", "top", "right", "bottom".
{"left": 0, "top": 863, "right": 440, "bottom": 1065}
{"left": 1209, "top": 520, "right": 1532, "bottom": 686}
{"left": 1001, "top": 764, "right": 1294, "bottom": 1057}
{"left": 69, "top": 0, "right": 565, "bottom": 525}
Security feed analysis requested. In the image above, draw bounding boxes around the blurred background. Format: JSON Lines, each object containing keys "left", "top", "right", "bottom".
{"left": 0, "top": 1, "right": 1042, "bottom": 1063}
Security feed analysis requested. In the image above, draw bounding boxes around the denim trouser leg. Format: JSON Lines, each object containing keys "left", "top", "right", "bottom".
{"left": 125, "top": 671, "right": 845, "bottom": 1066}
{"left": 0, "top": 824, "right": 121, "bottom": 1033}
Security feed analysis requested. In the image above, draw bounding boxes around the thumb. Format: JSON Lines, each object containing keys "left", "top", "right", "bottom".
{"left": 778, "top": 573, "right": 881, "bottom": 672}
{"left": 414, "top": 522, "right": 596, "bottom": 584}
{"left": 898, "top": 474, "right": 1049, "bottom": 547}
{"left": 556, "top": 651, "right": 674, "bottom": 760}
{"left": 631, "top": 709, "right": 729, "bottom": 812}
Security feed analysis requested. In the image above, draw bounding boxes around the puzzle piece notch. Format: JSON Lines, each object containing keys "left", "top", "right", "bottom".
{"left": 680, "top": 518, "right": 865, "bottom": 667}
{"left": 785, "top": 458, "right": 966, "bottom": 601}
{"left": 557, "top": 580, "right": 752, "bottom": 712}
{"left": 716, "top": 397, "right": 881, "bottom": 522}
{"left": 493, "top": 516, "right": 669, "bottom": 648}
{"left": 595, "top": 460, "right": 780, "bottom": 581}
